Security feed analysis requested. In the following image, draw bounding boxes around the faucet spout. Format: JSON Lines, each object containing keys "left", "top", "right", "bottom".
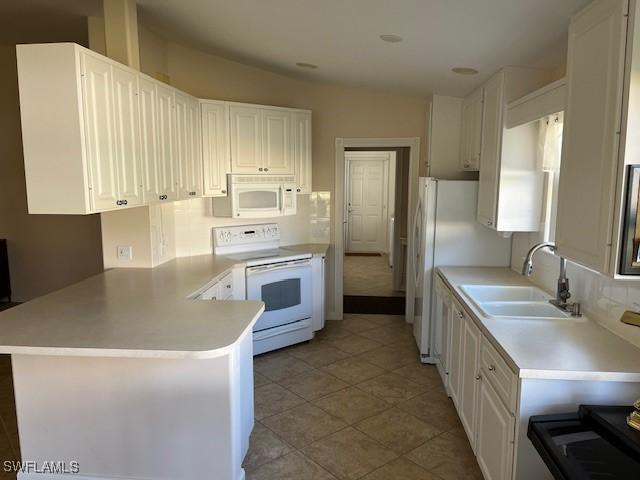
{"left": 521, "top": 242, "right": 556, "bottom": 277}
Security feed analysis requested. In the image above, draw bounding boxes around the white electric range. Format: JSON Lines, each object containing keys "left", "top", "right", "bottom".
{"left": 213, "top": 224, "right": 314, "bottom": 355}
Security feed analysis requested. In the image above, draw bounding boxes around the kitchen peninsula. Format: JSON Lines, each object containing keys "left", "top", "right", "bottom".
{"left": 0, "top": 255, "right": 265, "bottom": 480}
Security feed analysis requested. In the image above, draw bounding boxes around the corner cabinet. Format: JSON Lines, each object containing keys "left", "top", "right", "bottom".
{"left": 294, "top": 111, "right": 313, "bottom": 194}
{"left": 556, "top": 0, "right": 629, "bottom": 274}
{"left": 476, "top": 67, "right": 551, "bottom": 232}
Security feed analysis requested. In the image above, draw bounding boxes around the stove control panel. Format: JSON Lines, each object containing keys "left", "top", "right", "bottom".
{"left": 214, "top": 223, "right": 280, "bottom": 247}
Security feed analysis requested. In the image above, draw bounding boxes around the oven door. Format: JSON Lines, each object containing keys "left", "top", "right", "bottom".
{"left": 233, "top": 184, "right": 283, "bottom": 218}
{"left": 246, "top": 259, "right": 312, "bottom": 332}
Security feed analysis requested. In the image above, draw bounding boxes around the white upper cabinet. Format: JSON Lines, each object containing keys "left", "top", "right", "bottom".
{"left": 156, "top": 83, "right": 178, "bottom": 202}
{"left": 111, "top": 65, "right": 143, "bottom": 207}
{"left": 80, "top": 53, "right": 120, "bottom": 211}
{"left": 139, "top": 77, "right": 161, "bottom": 203}
{"left": 230, "top": 105, "right": 263, "bottom": 173}
{"left": 201, "top": 101, "right": 230, "bottom": 196}
{"left": 262, "top": 108, "right": 293, "bottom": 174}
{"left": 556, "top": 0, "right": 629, "bottom": 274}
{"left": 476, "top": 67, "right": 550, "bottom": 232}
{"left": 293, "top": 110, "right": 312, "bottom": 194}
{"left": 16, "top": 43, "right": 312, "bottom": 214}
{"left": 174, "top": 92, "right": 203, "bottom": 199}
{"left": 460, "top": 87, "right": 483, "bottom": 171}
{"left": 229, "top": 104, "right": 295, "bottom": 175}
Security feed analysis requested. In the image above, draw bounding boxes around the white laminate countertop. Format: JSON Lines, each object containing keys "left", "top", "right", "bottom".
{"left": 437, "top": 267, "right": 640, "bottom": 382}
{"left": 0, "top": 244, "right": 326, "bottom": 359}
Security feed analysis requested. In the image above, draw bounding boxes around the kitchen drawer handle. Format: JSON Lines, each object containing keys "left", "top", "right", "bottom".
{"left": 457, "top": 311, "right": 464, "bottom": 319}
{"left": 122, "top": 200, "right": 128, "bottom": 205}
{"left": 258, "top": 168, "right": 264, "bottom": 171}
{"left": 159, "top": 194, "right": 168, "bottom": 201}
{"left": 221, "top": 190, "right": 226, "bottom": 194}
{"left": 488, "top": 365, "right": 496, "bottom": 372}
{"left": 264, "top": 168, "right": 269, "bottom": 172}
{"left": 475, "top": 373, "right": 482, "bottom": 380}
{"left": 116, "top": 200, "right": 122, "bottom": 206}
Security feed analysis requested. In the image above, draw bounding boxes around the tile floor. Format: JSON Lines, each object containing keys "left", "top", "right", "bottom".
{"left": 343, "top": 255, "right": 404, "bottom": 297}
{"left": 246, "top": 314, "right": 483, "bottom": 480}
{"left": 0, "top": 315, "right": 482, "bottom": 480}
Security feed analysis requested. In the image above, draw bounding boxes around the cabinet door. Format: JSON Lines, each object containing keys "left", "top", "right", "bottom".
{"left": 186, "top": 96, "right": 203, "bottom": 197}
{"left": 458, "top": 314, "right": 481, "bottom": 451}
{"left": 262, "top": 108, "right": 294, "bottom": 174}
{"left": 139, "top": 78, "right": 160, "bottom": 203}
{"left": 202, "top": 101, "right": 230, "bottom": 196}
{"left": 449, "top": 300, "right": 464, "bottom": 407}
{"left": 111, "top": 65, "right": 143, "bottom": 207}
{"left": 174, "top": 92, "right": 190, "bottom": 199}
{"left": 477, "top": 72, "right": 504, "bottom": 229}
{"left": 476, "top": 378, "right": 515, "bottom": 480}
{"left": 469, "top": 87, "right": 484, "bottom": 170}
{"left": 230, "top": 105, "right": 263, "bottom": 174}
{"left": 80, "top": 53, "right": 119, "bottom": 211}
{"left": 294, "top": 111, "right": 312, "bottom": 193}
{"left": 156, "top": 84, "right": 177, "bottom": 201}
{"left": 556, "top": 0, "right": 628, "bottom": 273}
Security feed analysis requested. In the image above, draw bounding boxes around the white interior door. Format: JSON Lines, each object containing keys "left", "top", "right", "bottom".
{"left": 346, "top": 154, "right": 388, "bottom": 253}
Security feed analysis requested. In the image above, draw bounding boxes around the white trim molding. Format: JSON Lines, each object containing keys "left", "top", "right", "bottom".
{"left": 334, "top": 137, "right": 421, "bottom": 320}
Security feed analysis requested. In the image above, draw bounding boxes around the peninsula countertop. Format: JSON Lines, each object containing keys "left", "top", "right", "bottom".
{"left": 0, "top": 254, "right": 265, "bottom": 359}
{"left": 438, "top": 266, "right": 640, "bottom": 382}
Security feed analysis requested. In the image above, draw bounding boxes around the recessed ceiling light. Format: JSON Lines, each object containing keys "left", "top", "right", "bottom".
{"left": 452, "top": 67, "right": 479, "bottom": 75}
{"left": 380, "top": 34, "right": 403, "bottom": 43}
{"left": 296, "top": 62, "right": 318, "bottom": 69}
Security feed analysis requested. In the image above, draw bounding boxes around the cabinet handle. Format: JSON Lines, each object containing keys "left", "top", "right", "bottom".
{"left": 475, "top": 373, "right": 482, "bottom": 380}
{"left": 226, "top": 284, "right": 232, "bottom": 289}
{"left": 297, "top": 188, "right": 301, "bottom": 192}
{"left": 116, "top": 200, "right": 123, "bottom": 206}
{"left": 457, "top": 311, "right": 464, "bottom": 319}
{"left": 264, "top": 168, "right": 269, "bottom": 172}
{"left": 488, "top": 365, "right": 496, "bottom": 372}
{"left": 159, "top": 194, "right": 168, "bottom": 201}
{"left": 464, "top": 163, "right": 470, "bottom": 168}
{"left": 221, "top": 190, "right": 226, "bottom": 194}
{"left": 258, "top": 168, "right": 264, "bottom": 172}
{"left": 487, "top": 220, "right": 493, "bottom": 226}
{"left": 122, "top": 200, "right": 128, "bottom": 205}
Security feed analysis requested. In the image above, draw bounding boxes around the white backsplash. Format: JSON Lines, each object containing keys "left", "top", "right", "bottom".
{"left": 172, "top": 193, "right": 331, "bottom": 257}
{"left": 511, "top": 232, "right": 640, "bottom": 348}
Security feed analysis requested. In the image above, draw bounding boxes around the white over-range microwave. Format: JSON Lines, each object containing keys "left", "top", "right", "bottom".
{"left": 212, "top": 175, "right": 297, "bottom": 218}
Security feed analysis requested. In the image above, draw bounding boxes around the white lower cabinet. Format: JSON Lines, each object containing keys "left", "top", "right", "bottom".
{"left": 458, "top": 313, "right": 481, "bottom": 451}
{"left": 438, "top": 275, "right": 517, "bottom": 480}
{"left": 476, "top": 377, "right": 515, "bottom": 480}
{"left": 448, "top": 298, "right": 464, "bottom": 407}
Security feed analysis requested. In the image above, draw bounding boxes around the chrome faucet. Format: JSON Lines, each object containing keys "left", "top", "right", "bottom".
{"left": 521, "top": 242, "right": 581, "bottom": 317}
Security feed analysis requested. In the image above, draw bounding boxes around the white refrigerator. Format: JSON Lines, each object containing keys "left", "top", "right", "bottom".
{"left": 411, "top": 178, "right": 511, "bottom": 363}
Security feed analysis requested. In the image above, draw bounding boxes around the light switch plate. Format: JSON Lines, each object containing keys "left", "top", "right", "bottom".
{"left": 117, "top": 245, "right": 133, "bottom": 261}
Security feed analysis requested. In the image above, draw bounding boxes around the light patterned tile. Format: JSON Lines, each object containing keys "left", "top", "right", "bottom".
{"left": 312, "top": 387, "right": 390, "bottom": 424}
{"left": 247, "top": 451, "right": 337, "bottom": 480}
{"left": 288, "top": 342, "right": 351, "bottom": 367}
{"left": 392, "top": 363, "right": 443, "bottom": 387}
{"left": 327, "top": 335, "right": 383, "bottom": 355}
{"left": 321, "top": 357, "right": 386, "bottom": 385}
{"left": 262, "top": 404, "right": 347, "bottom": 449}
{"left": 253, "top": 372, "right": 271, "bottom": 388}
{"left": 254, "top": 383, "right": 305, "bottom": 420}
{"left": 405, "top": 431, "right": 482, "bottom": 480}
{"left": 254, "top": 352, "right": 314, "bottom": 382}
{"left": 356, "top": 345, "right": 419, "bottom": 371}
{"left": 357, "top": 373, "right": 427, "bottom": 405}
{"left": 362, "top": 457, "right": 437, "bottom": 480}
{"left": 367, "top": 315, "right": 406, "bottom": 327}
{"left": 359, "top": 325, "right": 413, "bottom": 345}
{"left": 279, "top": 370, "right": 349, "bottom": 401}
{"left": 243, "top": 422, "right": 293, "bottom": 471}
{"left": 396, "top": 392, "right": 461, "bottom": 432}
{"left": 341, "top": 315, "right": 380, "bottom": 333}
{"left": 354, "top": 408, "right": 441, "bottom": 453}
{"left": 302, "top": 427, "right": 398, "bottom": 480}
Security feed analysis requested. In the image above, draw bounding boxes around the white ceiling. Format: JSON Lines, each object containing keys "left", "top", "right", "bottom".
{"left": 136, "top": 0, "right": 591, "bottom": 96}
{"left": 1, "top": 0, "right": 591, "bottom": 96}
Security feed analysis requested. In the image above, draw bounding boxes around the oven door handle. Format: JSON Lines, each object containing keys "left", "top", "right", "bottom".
{"left": 246, "top": 259, "right": 311, "bottom": 275}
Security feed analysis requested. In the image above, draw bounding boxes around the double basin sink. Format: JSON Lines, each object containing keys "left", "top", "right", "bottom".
{"left": 460, "top": 285, "right": 579, "bottom": 321}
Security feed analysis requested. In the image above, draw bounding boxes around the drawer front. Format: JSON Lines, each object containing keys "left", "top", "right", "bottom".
{"left": 480, "top": 336, "right": 517, "bottom": 412}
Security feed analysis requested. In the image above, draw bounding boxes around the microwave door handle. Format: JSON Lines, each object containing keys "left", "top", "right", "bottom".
{"left": 279, "top": 186, "right": 285, "bottom": 214}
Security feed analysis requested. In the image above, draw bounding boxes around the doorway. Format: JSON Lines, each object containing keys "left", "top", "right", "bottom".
{"left": 342, "top": 147, "right": 411, "bottom": 315}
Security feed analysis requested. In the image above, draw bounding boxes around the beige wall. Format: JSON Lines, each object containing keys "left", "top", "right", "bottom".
{"left": 0, "top": 18, "right": 103, "bottom": 302}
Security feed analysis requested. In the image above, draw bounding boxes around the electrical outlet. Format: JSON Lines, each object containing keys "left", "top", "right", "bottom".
{"left": 117, "top": 245, "right": 133, "bottom": 261}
